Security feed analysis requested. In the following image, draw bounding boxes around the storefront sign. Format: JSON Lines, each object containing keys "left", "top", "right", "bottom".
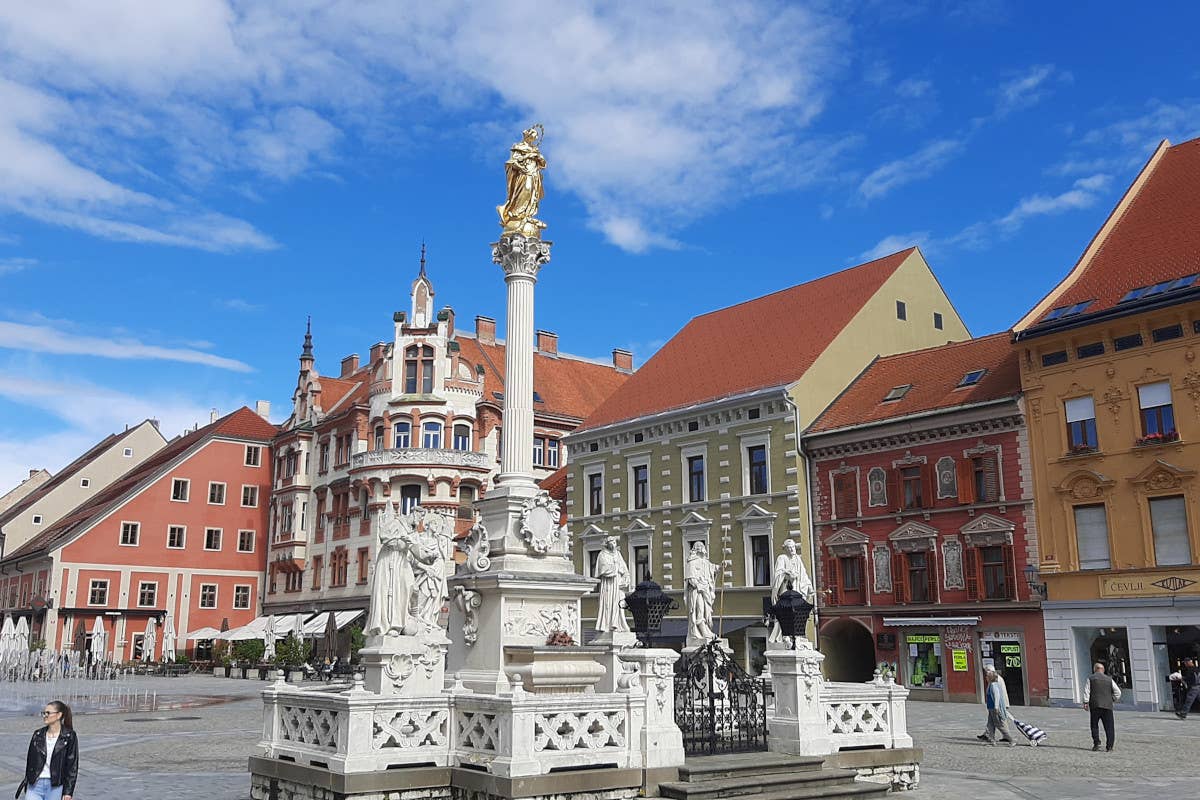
{"left": 952, "top": 649, "right": 968, "bottom": 671}
{"left": 906, "top": 634, "right": 941, "bottom": 644}
{"left": 1000, "top": 644, "right": 1020, "bottom": 654}
{"left": 1099, "top": 572, "right": 1199, "bottom": 598}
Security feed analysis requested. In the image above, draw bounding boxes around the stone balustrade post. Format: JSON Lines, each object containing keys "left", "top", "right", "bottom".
{"left": 765, "top": 643, "right": 831, "bottom": 756}
{"left": 618, "top": 648, "right": 685, "bottom": 771}
{"left": 885, "top": 678, "right": 914, "bottom": 748}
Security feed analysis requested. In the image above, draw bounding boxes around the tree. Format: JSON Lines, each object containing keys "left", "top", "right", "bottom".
{"left": 275, "top": 633, "right": 311, "bottom": 668}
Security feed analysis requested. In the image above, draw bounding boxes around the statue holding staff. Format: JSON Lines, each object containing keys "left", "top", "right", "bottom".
{"left": 595, "top": 536, "right": 631, "bottom": 634}
{"left": 684, "top": 541, "right": 718, "bottom": 644}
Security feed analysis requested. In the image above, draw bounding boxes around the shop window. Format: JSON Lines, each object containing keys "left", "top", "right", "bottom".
{"left": 1085, "top": 627, "right": 1132, "bottom": 689}
{"left": 1149, "top": 495, "right": 1192, "bottom": 566}
{"left": 749, "top": 535, "right": 772, "bottom": 586}
{"left": 1073, "top": 504, "right": 1111, "bottom": 570}
{"left": 905, "top": 634, "right": 943, "bottom": 689}
{"left": 833, "top": 472, "right": 858, "bottom": 518}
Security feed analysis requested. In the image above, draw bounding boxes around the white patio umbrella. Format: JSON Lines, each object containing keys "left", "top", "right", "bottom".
{"left": 14, "top": 616, "right": 29, "bottom": 655}
{"left": 183, "top": 626, "right": 222, "bottom": 640}
{"left": 161, "top": 615, "right": 177, "bottom": 663}
{"left": 90, "top": 616, "right": 107, "bottom": 665}
{"left": 262, "top": 615, "right": 276, "bottom": 662}
{"left": 142, "top": 617, "right": 157, "bottom": 663}
{"left": 0, "top": 616, "right": 14, "bottom": 662}
{"left": 291, "top": 613, "right": 306, "bottom": 640}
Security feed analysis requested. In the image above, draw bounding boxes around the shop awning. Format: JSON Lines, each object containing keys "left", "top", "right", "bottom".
{"left": 301, "top": 610, "right": 364, "bottom": 638}
{"left": 883, "top": 616, "right": 980, "bottom": 627}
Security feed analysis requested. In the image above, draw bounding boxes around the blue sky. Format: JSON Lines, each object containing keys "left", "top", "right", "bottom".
{"left": 2, "top": 1, "right": 1199, "bottom": 491}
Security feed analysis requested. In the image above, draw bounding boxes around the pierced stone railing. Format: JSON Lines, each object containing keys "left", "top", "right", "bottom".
{"left": 821, "top": 675, "right": 913, "bottom": 751}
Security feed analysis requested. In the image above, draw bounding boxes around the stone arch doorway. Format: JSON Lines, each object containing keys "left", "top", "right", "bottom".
{"left": 820, "top": 618, "right": 876, "bottom": 682}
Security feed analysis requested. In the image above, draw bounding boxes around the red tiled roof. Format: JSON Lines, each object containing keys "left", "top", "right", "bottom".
{"left": 456, "top": 337, "right": 630, "bottom": 421}
{"left": 1022, "top": 137, "right": 1200, "bottom": 329}
{"left": 807, "top": 333, "right": 1020, "bottom": 434}
{"left": 315, "top": 376, "right": 360, "bottom": 414}
{"left": 0, "top": 425, "right": 150, "bottom": 530}
{"left": 576, "top": 249, "right": 916, "bottom": 431}
{"left": 3, "top": 407, "right": 276, "bottom": 562}
{"left": 539, "top": 466, "right": 569, "bottom": 524}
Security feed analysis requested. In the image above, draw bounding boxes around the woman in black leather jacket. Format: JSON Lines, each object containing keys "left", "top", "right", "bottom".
{"left": 17, "top": 701, "right": 77, "bottom": 800}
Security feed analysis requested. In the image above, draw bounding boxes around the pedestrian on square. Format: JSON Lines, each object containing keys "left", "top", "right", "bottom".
{"left": 982, "top": 670, "right": 1016, "bottom": 746}
{"left": 1174, "top": 657, "right": 1200, "bottom": 719}
{"left": 16, "top": 700, "right": 77, "bottom": 800}
{"left": 976, "top": 666, "right": 1014, "bottom": 743}
{"left": 1082, "top": 662, "right": 1121, "bottom": 751}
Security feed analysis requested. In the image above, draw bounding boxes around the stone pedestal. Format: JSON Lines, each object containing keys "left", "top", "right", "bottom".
{"left": 618, "top": 649, "right": 685, "bottom": 771}
{"left": 765, "top": 643, "right": 831, "bottom": 756}
{"left": 590, "top": 630, "right": 637, "bottom": 693}
{"left": 360, "top": 632, "right": 450, "bottom": 696}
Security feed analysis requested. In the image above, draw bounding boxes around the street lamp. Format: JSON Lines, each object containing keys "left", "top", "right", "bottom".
{"left": 624, "top": 577, "right": 676, "bottom": 648}
{"left": 1023, "top": 564, "right": 1047, "bottom": 599}
{"left": 765, "top": 589, "right": 814, "bottom": 650}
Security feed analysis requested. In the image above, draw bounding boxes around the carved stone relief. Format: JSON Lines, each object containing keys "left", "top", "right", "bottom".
{"left": 867, "top": 467, "right": 888, "bottom": 507}
{"left": 1102, "top": 385, "right": 1124, "bottom": 426}
{"left": 1183, "top": 369, "right": 1200, "bottom": 414}
{"left": 936, "top": 457, "right": 958, "bottom": 499}
{"left": 872, "top": 544, "right": 893, "bottom": 594}
{"left": 503, "top": 602, "right": 579, "bottom": 640}
{"left": 519, "top": 492, "right": 564, "bottom": 555}
{"left": 942, "top": 537, "right": 965, "bottom": 590}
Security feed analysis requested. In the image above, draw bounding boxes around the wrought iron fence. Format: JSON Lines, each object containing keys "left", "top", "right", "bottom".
{"left": 674, "top": 639, "right": 769, "bottom": 755}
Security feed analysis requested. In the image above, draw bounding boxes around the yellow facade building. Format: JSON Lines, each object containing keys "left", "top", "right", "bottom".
{"left": 1014, "top": 137, "right": 1200, "bottom": 711}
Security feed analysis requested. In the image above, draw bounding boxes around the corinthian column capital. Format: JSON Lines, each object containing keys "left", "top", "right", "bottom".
{"left": 492, "top": 233, "right": 552, "bottom": 279}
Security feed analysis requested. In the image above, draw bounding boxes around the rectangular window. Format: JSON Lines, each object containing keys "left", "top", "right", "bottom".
{"left": 1138, "top": 381, "right": 1176, "bottom": 437}
{"left": 980, "top": 546, "right": 1008, "bottom": 600}
{"left": 137, "top": 581, "right": 157, "bottom": 608}
{"left": 233, "top": 585, "right": 251, "bottom": 609}
{"left": 358, "top": 547, "right": 369, "bottom": 584}
{"left": 453, "top": 425, "right": 471, "bottom": 451}
{"left": 533, "top": 437, "right": 545, "bottom": 466}
{"left": 833, "top": 472, "right": 857, "bottom": 518}
{"left": 167, "top": 525, "right": 185, "bottom": 549}
{"left": 1077, "top": 342, "right": 1105, "bottom": 359}
{"left": 1152, "top": 324, "right": 1184, "bottom": 343}
{"left": 400, "top": 485, "right": 421, "bottom": 514}
{"left": 237, "top": 530, "right": 255, "bottom": 553}
{"left": 546, "top": 439, "right": 560, "bottom": 468}
{"left": 1113, "top": 332, "right": 1143, "bottom": 351}
{"left": 905, "top": 635, "right": 942, "bottom": 688}
{"left": 1065, "top": 396, "right": 1098, "bottom": 450}
{"left": 896, "top": 300, "right": 907, "bottom": 320}
{"left": 241, "top": 485, "right": 259, "bottom": 507}
{"left": 901, "top": 467, "right": 922, "bottom": 510}
{"left": 1074, "top": 504, "right": 1111, "bottom": 570}
{"left": 588, "top": 472, "right": 603, "bottom": 515}
{"left": 171, "top": 478, "right": 189, "bottom": 501}
{"left": 245, "top": 445, "right": 261, "bottom": 467}
{"left": 840, "top": 556, "right": 862, "bottom": 591}
{"left": 393, "top": 423, "right": 411, "bottom": 448}
{"left": 31, "top": 514, "right": 42, "bottom": 525}
{"left": 687, "top": 455, "right": 705, "bottom": 502}
{"left": 208, "top": 482, "right": 226, "bottom": 505}
{"left": 748, "top": 445, "right": 768, "bottom": 495}
{"left": 907, "top": 552, "right": 930, "bottom": 602}
{"left": 199, "top": 584, "right": 217, "bottom": 608}
{"left": 319, "top": 442, "right": 330, "bottom": 471}
{"left": 204, "top": 528, "right": 222, "bottom": 551}
{"left": 1150, "top": 495, "right": 1192, "bottom": 566}
{"left": 422, "top": 422, "right": 442, "bottom": 449}
{"left": 632, "top": 464, "right": 649, "bottom": 510}
{"left": 88, "top": 580, "right": 108, "bottom": 606}
{"left": 80, "top": 478, "right": 90, "bottom": 488}
{"left": 119, "top": 521, "right": 140, "bottom": 546}
{"left": 933, "top": 311, "right": 943, "bottom": 330}
{"left": 457, "top": 486, "right": 476, "bottom": 520}
{"left": 123, "top": 447, "right": 134, "bottom": 457}
{"left": 750, "top": 535, "right": 772, "bottom": 586}
{"left": 312, "top": 556, "right": 323, "bottom": 589}
{"left": 972, "top": 455, "right": 999, "bottom": 503}
{"left": 587, "top": 550, "right": 600, "bottom": 578}
{"left": 633, "top": 544, "right": 651, "bottom": 583}
{"left": 1041, "top": 350, "right": 1068, "bottom": 367}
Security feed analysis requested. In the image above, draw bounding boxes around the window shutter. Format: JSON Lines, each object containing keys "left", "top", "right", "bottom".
{"left": 834, "top": 473, "right": 857, "bottom": 518}
{"left": 956, "top": 459, "right": 975, "bottom": 504}
{"left": 893, "top": 551, "right": 907, "bottom": 604}
{"left": 982, "top": 454, "right": 999, "bottom": 502}
{"left": 1149, "top": 496, "right": 1192, "bottom": 566}
{"left": 926, "top": 548, "right": 939, "bottom": 603}
{"left": 1002, "top": 543, "right": 1017, "bottom": 600}
{"left": 825, "top": 555, "right": 841, "bottom": 606}
{"left": 964, "top": 547, "right": 980, "bottom": 600}
{"left": 920, "top": 463, "right": 935, "bottom": 508}
{"left": 887, "top": 469, "right": 902, "bottom": 512}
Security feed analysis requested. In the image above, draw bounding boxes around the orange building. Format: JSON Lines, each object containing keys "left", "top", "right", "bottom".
{"left": 0, "top": 407, "right": 275, "bottom": 661}
{"left": 1013, "top": 137, "right": 1200, "bottom": 710}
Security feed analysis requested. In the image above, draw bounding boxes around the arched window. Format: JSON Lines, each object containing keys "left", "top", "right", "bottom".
{"left": 374, "top": 425, "right": 384, "bottom": 450}
{"left": 394, "top": 421, "right": 411, "bottom": 448}
{"left": 422, "top": 421, "right": 442, "bottom": 449}
{"left": 453, "top": 424, "right": 471, "bottom": 451}
{"left": 404, "top": 345, "right": 435, "bottom": 394}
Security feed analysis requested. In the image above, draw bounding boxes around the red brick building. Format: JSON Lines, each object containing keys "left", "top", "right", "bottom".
{"left": 0, "top": 407, "right": 275, "bottom": 661}
{"left": 803, "top": 334, "right": 1048, "bottom": 705}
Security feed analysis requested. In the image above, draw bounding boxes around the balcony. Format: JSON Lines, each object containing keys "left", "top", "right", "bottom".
{"left": 350, "top": 447, "right": 489, "bottom": 472}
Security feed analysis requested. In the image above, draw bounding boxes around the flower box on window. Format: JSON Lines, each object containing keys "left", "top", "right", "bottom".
{"left": 1066, "top": 443, "right": 1099, "bottom": 456}
{"left": 1135, "top": 430, "right": 1180, "bottom": 447}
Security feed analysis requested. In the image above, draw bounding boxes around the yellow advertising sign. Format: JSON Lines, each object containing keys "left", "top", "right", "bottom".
{"left": 906, "top": 634, "right": 941, "bottom": 644}
{"left": 1098, "top": 572, "right": 1200, "bottom": 598}
{"left": 952, "top": 649, "right": 968, "bottom": 671}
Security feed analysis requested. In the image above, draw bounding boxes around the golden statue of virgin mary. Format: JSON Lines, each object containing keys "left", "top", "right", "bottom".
{"left": 497, "top": 125, "right": 547, "bottom": 238}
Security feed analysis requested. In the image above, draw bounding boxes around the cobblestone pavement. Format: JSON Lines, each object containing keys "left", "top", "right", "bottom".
{"left": 0, "top": 677, "right": 1196, "bottom": 799}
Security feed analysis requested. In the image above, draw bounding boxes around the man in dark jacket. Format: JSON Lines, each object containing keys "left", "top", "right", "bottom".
{"left": 1175, "top": 657, "right": 1200, "bottom": 719}
{"left": 1082, "top": 662, "right": 1121, "bottom": 751}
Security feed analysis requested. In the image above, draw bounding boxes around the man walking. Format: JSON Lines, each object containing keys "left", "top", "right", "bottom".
{"left": 977, "top": 666, "right": 1013, "bottom": 743}
{"left": 1082, "top": 662, "right": 1121, "bottom": 751}
{"left": 1175, "top": 657, "right": 1199, "bottom": 719}
{"left": 982, "top": 669, "right": 1015, "bottom": 746}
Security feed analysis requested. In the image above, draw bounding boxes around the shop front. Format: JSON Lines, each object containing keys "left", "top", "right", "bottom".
{"left": 883, "top": 616, "right": 982, "bottom": 703}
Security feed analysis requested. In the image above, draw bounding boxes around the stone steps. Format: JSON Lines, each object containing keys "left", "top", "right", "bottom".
{"left": 660, "top": 753, "right": 889, "bottom": 800}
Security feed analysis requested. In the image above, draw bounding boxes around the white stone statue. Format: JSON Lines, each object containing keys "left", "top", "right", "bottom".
{"left": 684, "top": 541, "right": 718, "bottom": 645}
{"left": 595, "top": 536, "right": 631, "bottom": 634}
{"left": 410, "top": 510, "right": 453, "bottom": 633}
{"left": 366, "top": 503, "right": 416, "bottom": 637}
{"left": 769, "top": 538, "right": 814, "bottom": 643}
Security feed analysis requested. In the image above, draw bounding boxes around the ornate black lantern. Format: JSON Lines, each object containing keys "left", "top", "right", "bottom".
{"left": 624, "top": 577, "right": 677, "bottom": 647}
{"left": 766, "top": 589, "right": 814, "bottom": 649}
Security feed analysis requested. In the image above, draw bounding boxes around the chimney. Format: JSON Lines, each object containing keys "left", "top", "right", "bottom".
{"left": 536, "top": 330, "right": 558, "bottom": 356}
{"left": 28, "top": 469, "right": 37, "bottom": 479}
{"left": 476, "top": 315, "right": 496, "bottom": 345}
{"left": 369, "top": 342, "right": 387, "bottom": 366}
{"left": 255, "top": 401, "right": 271, "bottom": 420}
{"left": 149, "top": 418, "right": 160, "bottom": 431}
{"left": 340, "top": 354, "right": 359, "bottom": 378}
{"left": 209, "top": 408, "right": 219, "bottom": 424}
{"left": 441, "top": 306, "right": 455, "bottom": 339}
{"left": 612, "top": 349, "right": 634, "bottom": 373}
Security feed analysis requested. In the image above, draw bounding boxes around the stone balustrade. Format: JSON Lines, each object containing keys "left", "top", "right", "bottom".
{"left": 821, "top": 674, "right": 914, "bottom": 751}
{"left": 350, "top": 447, "right": 490, "bottom": 472}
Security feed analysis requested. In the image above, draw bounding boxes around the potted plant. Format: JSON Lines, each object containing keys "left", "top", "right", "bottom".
{"left": 274, "top": 633, "right": 311, "bottom": 682}
{"left": 1067, "top": 443, "right": 1098, "bottom": 456}
{"left": 348, "top": 624, "right": 365, "bottom": 665}
{"left": 1136, "top": 430, "right": 1180, "bottom": 446}
{"left": 233, "top": 640, "right": 265, "bottom": 679}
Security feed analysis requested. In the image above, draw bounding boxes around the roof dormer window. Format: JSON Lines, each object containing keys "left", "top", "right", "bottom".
{"left": 957, "top": 369, "right": 986, "bottom": 387}
{"left": 883, "top": 384, "right": 912, "bottom": 402}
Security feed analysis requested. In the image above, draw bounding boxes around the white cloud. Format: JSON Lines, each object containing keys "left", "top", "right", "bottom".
{"left": 896, "top": 78, "right": 932, "bottom": 99}
{"left": 859, "top": 232, "right": 930, "bottom": 263}
{"left": 0, "top": 320, "right": 254, "bottom": 371}
{"left": 998, "top": 174, "right": 1110, "bottom": 229}
{"left": 0, "top": 257, "right": 36, "bottom": 276}
{"left": 859, "top": 139, "right": 964, "bottom": 200}
{"left": 995, "top": 64, "right": 1067, "bottom": 116}
{"left": 0, "top": 2, "right": 851, "bottom": 253}
{"left": 219, "top": 298, "right": 261, "bottom": 313}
